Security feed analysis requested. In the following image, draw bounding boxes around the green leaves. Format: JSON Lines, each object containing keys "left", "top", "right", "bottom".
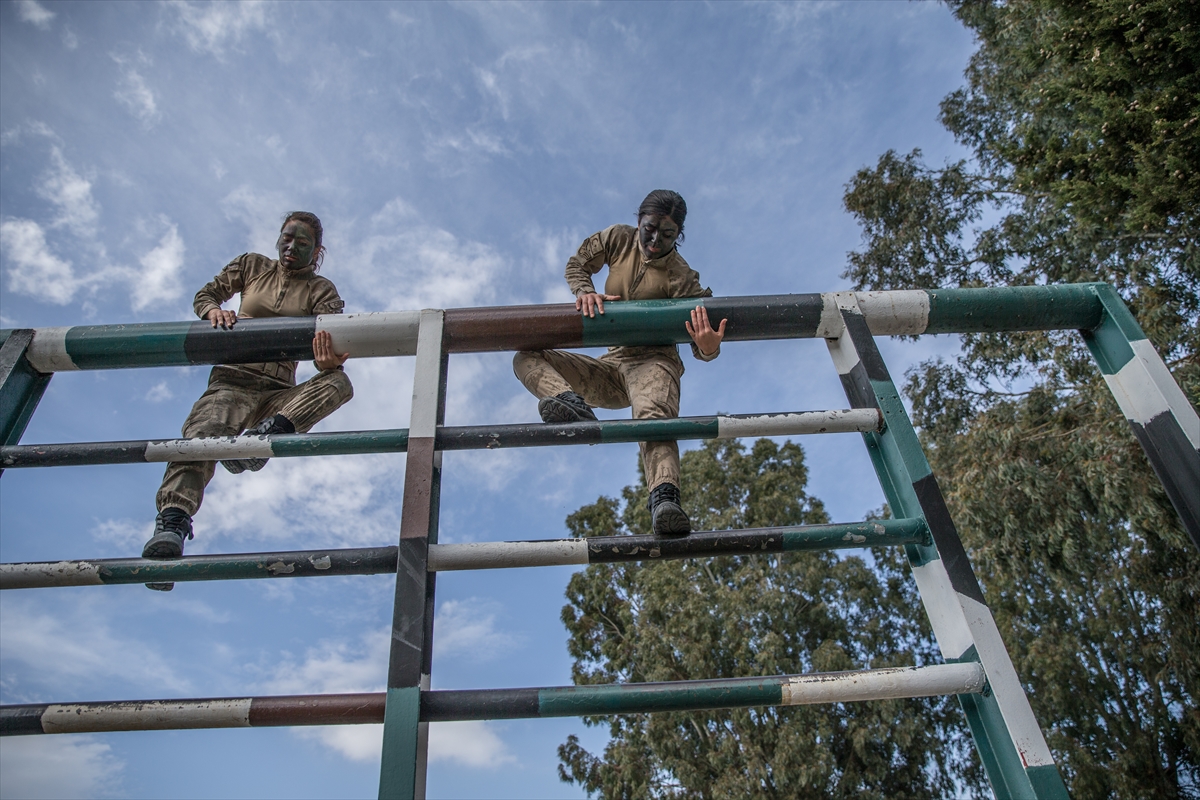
{"left": 557, "top": 441, "right": 983, "bottom": 798}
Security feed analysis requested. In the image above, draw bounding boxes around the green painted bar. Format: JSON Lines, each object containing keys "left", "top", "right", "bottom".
{"left": 580, "top": 298, "right": 696, "bottom": 347}
{"left": 64, "top": 322, "right": 192, "bottom": 369}
{"left": 780, "top": 518, "right": 928, "bottom": 550}
{"left": 1081, "top": 284, "right": 1142, "bottom": 375}
{"left": 537, "top": 677, "right": 785, "bottom": 717}
{"left": 924, "top": 284, "right": 1104, "bottom": 334}
{"left": 597, "top": 417, "right": 719, "bottom": 443}
{"left": 379, "top": 687, "right": 422, "bottom": 800}
{"left": 270, "top": 430, "right": 410, "bottom": 457}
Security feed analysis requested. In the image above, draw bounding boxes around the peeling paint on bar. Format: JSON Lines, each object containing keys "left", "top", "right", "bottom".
{"left": 2, "top": 663, "right": 985, "bottom": 735}
{"left": 1, "top": 409, "right": 880, "bottom": 468}
{"left": 43, "top": 699, "right": 252, "bottom": 733}
{"left": 0, "top": 519, "right": 927, "bottom": 589}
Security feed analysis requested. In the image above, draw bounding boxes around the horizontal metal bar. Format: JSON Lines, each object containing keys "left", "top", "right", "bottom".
{"left": 1, "top": 286, "right": 1107, "bottom": 372}
{"left": 0, "top": 519, "right": 928, "bottom": 589}
{"left": 0, "top": 409, "right": 881, "bottom": 468}
{"left": 1, "top": 662, "right": 986, "bottom": 735}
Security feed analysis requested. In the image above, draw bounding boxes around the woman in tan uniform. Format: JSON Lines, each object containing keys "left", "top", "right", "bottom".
{"left": 513, "top": 190, "right": 726, "bottom": 536}
{"left": 141, "top": 212, "right": 353, "bottom": 577}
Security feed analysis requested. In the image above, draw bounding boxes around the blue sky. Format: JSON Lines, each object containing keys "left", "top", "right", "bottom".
{"left": 0, "top": 2, "right": 976, "bottom": 797}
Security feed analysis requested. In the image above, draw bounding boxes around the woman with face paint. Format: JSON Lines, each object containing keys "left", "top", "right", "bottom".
{"left": 513, "top": 190, "right": 726, "bottom": 536}
{"left": 140, "top": 211, "right": 354, "bottom": 589}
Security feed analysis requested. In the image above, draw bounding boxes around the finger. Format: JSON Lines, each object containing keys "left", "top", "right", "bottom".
{"left": 716, "top": 319, "right": 727, "bottom": 336}
{"left": 596, "top": 297, "right": 605, "bottom": 315}
{"left": 685, "top": 321, "right": 696, "bottom": 337}
{"left": 575, "top": 296, "right": 583, "bottom": 311}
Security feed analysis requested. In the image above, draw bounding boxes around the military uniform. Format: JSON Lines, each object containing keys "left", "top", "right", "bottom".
{"left": 156, "top": 253, "right": 353, "bottom": 516}
{"left": 513, "top": 224, "right": 717, "bottom": 491}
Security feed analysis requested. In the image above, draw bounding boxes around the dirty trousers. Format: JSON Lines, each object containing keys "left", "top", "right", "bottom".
{"left": 513, "top": 347, "right": 682, "bottom": 491}
{"left": 156, "top": 366, "right": 354, "bottom": 516}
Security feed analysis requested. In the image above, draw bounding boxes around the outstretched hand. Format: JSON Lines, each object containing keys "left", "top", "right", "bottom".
{"left": 313, "top": 330, "right": 349, "bottom": 371}
{"left": 685, "top": 305, "right": 726, "bottom": 357}
{"left": 576, "top": 292, "right": 621, "bottom": 318}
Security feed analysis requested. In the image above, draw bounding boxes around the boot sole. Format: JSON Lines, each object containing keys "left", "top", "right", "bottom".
{"left": 142, "top": 535, "right": 184, "bottom": 560}
{"left": 653, "top": 504, "right": 692, "bottom": 536}
{"left": 221, "top": 458, "right": 268, "bottom": 474}
{"left": 538, "top": 397, "right": 597, "bottom": 424}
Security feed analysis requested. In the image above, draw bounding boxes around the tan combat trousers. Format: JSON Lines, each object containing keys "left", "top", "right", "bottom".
{"left": 513, "top": 346, "right": 683, "bottom": 491}
{"left": 156, "top": 366, "right": 353, "bottom": 515}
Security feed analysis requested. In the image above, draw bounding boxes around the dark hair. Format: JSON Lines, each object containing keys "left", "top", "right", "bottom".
{"left": 281, "top": 211, "right": 325, "bottom": 270}
{"left": 636, "top": 190, "right": 687, "bottom": 244}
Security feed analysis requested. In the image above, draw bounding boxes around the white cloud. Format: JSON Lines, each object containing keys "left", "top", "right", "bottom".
{"left": 132, "top": 221, "right": 185, "bottom": 310}
{"left": 167, "top": 0, "right": 269, "bottom": 57}
{"left": 39, "top": 147, "right": 99, "bottom": 234}
{"left": 0, "top": 736, "right": 124, "bottom": 799}
{"left": 16, "top": 0, "right": 55, "bottom": 30}
{"left": 261, "top": 630, "right": 388, "bottom": 761}
{"left": 198, "top": 452, "right": 402, "bottom": 551}
{"left": 428, "top": 720, "right": 516, "bottom": 768}
{"left": 220, "top": 184, "right": 291, "bottom": 254}
{"left": 341, "top": 205, "right": 510, "bottom": 313}
{"left": 114, "top": 67, "right": 160, "bottom": 126}
{"left": 433, "top": 598, "right": 521, "bottom": 660}
{"left": 1, "top": 218, "right": 80, "bottom": 304}
{"left": 92, "top": 518, "right": 152, "bottom": 552}
{"left": 145, "top": 381, "right": 175, "bottom": 403}
{"left": 0, "top": 599, "right": 191, "bottom": 696}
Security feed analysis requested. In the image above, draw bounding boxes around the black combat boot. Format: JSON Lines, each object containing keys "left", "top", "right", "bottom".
{"left": 538, "top": 391, "right": 598, "bottom": 424}
{"left": 648, "top": 483, "right": 691, "bottom": 536}
{"left": 142, "top": 507, "right": 194, "bottom": 591}
{"left": 221, "top": 413, "right": 296, "bottom": 474}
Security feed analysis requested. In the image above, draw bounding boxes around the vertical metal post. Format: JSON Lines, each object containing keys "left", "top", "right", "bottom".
{"left": 379, "top": 310, "right": 447, "bottom": 800}
{"left": 0, "top": 330, "right": 52, "bottom": 475}
{"left": 824, "top": 293, "right": 1068, "bottom": 799}
{"left": 1080, "top": 284, "right": 1199, "bottom": 551}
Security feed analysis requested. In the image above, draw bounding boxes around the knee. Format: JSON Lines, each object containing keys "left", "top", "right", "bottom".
{"left": 322, "top": 368, "right": 354, "bottom": 403}
{"left": 512, "top": 350, "right": 543, "bottom": 379}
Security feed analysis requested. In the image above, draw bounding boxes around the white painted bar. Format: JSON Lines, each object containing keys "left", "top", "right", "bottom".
{"left": 144, "top": 436, "right": 275, "bottom": 461}
{"left": 25, "top": 327, "right": 75, "bottom": 372}
{"left": 317, "top": 311, "right": 421, "bottom": 359}
{"left": 1105, "top": 339, "right": 1200, "bottom": 447}
{"left": 0, "top": 560, "right": 104, "bottom": 589}
{"left": 428, "top": 540, "right": 588, "bottom": 571}
{"left": 855, "top": 290, "right": 931, "bottom": 336}
{"left": 780, "top": 662, "right": 985, "bottom": 705}
{"left": 41, "top": 699, "right": 253, "bottom": 733}
{"left": 717, "top": 409, "right": 881, "bottom": 438}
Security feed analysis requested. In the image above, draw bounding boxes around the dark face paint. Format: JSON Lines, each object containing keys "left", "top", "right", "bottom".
{"left": 637, "top": 214, "right": 680, "bottom": 260}
{"left": 277, "top": 220, "right": 316, "bottom": 271}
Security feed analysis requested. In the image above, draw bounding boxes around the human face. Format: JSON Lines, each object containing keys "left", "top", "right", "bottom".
{"left": 638, "top": 213, "right": 680, "bottom": 260}
{"left": 277, "top": 220, "right": 316, "bottom": 270}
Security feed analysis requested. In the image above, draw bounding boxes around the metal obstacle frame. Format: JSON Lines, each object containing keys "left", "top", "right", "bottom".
{"left": 1, "top": 284, "right": 1196, "bottom": 799}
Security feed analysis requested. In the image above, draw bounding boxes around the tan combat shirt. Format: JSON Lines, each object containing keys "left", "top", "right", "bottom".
{"left": 565, "top": 224, "right": 718, "bottom": 363}
{"left": 194, "top": 253, "right": 346, "bottom": 386}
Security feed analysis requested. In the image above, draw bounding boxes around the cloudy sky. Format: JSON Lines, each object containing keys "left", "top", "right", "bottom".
{"left": 0, "top": 1, "right": 976, "bottom": 797}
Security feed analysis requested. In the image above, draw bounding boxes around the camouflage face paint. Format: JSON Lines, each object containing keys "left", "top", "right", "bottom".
{"left": 277, "top": 220, "right": 316, "bottom": 270}
{"left": 637, "top": 214, "right": 679, "bottom": 260}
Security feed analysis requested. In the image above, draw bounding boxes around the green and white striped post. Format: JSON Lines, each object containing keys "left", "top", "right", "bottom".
{"left": 1080, "top": 284, "right": 1199, "bottom": 550}
{"left": 0, "top": 330, "right": 52, "bottom": 453}
{"left": 825, "top": 292, "right": 1069, "bottom": 798}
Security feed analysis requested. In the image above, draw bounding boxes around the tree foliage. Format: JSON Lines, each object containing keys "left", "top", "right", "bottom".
{"left": 557, "top": 440, "right": 985, "bottom": 799}
{"left": 843, "top": 1, "right": 1199, "bottom": 796}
